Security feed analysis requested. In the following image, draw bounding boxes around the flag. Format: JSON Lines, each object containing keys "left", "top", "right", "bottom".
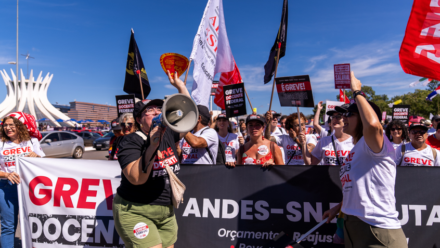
{"left": 409, "top": 77, "right": 428, "bottom": 87}
{"left": 123, "top": 29, "right": 150, "bottom": 99}
{"left": 388, "top": 99, "right": 403, "bottom": 108}
{"left": 263, "top": 0, "right": 288, "bottom": 84}
{"left": 399, "top": 0, "right": 440, "bottom": 81}
{"left": 339, "top": 89, "right": 349, "bottom": 103}
{"left": 190, "top": 0, "right": 235, "bottom": 107}
{"left": 214, "top": 61, "right": 243, "bottom": 109}
{"left": 427, "top": 86, "right": 440, "bottom": 101}
{"left": 423, "top": 78, "right": 433, "bottom": 86}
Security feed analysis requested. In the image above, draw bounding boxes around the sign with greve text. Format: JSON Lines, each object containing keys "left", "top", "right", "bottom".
{"left": 276, "top": 75, "right": 315, "bottom": 107}
{"left": 211, "top": 81, "right": 219, "bottom": 96}
{"left": 223, "top": 83, "right": 246, "bottom": 118}
{"left": 115, "top": 94, "right": 135, "bottom": 117}
{"left": 334, "top": 63, "right": 351, "bottom": 89}
{"left": 392, "top": 105, "right": 410, "bottom": 124}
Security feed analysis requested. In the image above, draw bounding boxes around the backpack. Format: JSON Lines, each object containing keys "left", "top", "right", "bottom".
{"left": 200, "top": 128, "right": 226, "bottom": 165}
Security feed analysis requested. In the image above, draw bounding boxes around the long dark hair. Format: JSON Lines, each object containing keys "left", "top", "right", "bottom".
{"left": 385, "top": 120, "right": 409, "bottom": 142}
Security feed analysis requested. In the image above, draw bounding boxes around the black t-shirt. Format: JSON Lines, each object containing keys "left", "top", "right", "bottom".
{"left": 116, "top": 129, "right": 181, "bottom": 205}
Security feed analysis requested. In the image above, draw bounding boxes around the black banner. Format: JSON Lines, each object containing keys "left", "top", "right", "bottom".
{"left": 224, "top": 83, "right": 247, "bottom": 118}
{"left": 115, "top": 95, "right": 135, "bottom": 117}
{"left": 392, "top": 105, "right": 410, "bottom": 124}
{"left": 275, "top": 75, "right": 314, "bottom": 107}
{"left": 212, "top": 81, "right": 219, "bottom": 96}
{"left": 175, "top": 165, "right": 440, "bottom": 248}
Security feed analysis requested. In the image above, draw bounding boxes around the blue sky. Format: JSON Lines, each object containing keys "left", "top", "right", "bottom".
{"left": 0, "top": 0, "right": 421, "bottom": 116}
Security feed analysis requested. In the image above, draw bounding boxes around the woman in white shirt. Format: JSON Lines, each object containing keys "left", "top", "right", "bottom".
{"left": 215, "top": 114, "right": 244, "bottom": 167}
{"left": 322, "top": 72, "right": 407, "bottom": 248}
{"left": 385, "top": 120, "right": 409, "bottom": 150}
{"left": 308, "top": 110, "right": 353, "bottom": 165}
{"left": 0, "top": 115, "right": 45, "bottom": 247}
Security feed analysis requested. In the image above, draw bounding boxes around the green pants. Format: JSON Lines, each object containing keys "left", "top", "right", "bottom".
{"left": 343, "top": 214, "right": 408, "bottom": 248}
{"left": 113, "top": 194, "right": 178, "bottom": 248}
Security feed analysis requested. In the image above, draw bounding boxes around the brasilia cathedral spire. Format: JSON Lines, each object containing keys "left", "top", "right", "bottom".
{"left": 0, "top": 69, "right": 75, "bottom": 127}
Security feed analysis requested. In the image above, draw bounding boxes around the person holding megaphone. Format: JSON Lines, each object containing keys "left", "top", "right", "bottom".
{"left": 113, "top": 71, "right": 192, "bottom": 248}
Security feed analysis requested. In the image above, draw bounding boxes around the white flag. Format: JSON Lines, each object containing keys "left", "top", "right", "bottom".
{"left": 190, "top": 0, "right": 234, "bottom": 107}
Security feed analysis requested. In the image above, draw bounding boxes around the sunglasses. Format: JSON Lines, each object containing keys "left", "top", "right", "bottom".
{"left": 330, "top": 115, "right": 343, "bottom": 120}
{"left": 410, "top": 130, "right": 427, "bottom": 135}
{"left": 390, "top": 128, "right": 402, "bottom": 131}
{"left": 435, "top": 119, "right": 440, "bottom": 122}
{"left": 342, "top": 112, "right": 356, "bottom": 117}
{"left": 121, "top": 123, "right": 134, "bottom": 129}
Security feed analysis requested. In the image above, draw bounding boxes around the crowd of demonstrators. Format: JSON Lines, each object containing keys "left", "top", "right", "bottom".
{"left": 237, "top": 114, "right": 283, "bottom": 166}
{"left": 323, "top": 72, "right": 408, "bottom": 248}
{"left": 395, "top": 123, "right": 440, "bottom": 166}
{"left": 279, "top": 115, "right": 287, "bottom": 129}
{"left": 0, "top": 114, "right": 45, "bottom": 247}
{"left": 309, "top": 108, "right": 353, "bottom": 166}
{"left": 214, "top": 113, "right": 243, "bottom": 167}
{"left": 267, "top": 111, "right": 287, "bottom": 136}
{"left": 385, "top": 120, "right": 410, "bottom": 150}
{"left": 179, "top": 105, "right": 219, "bottom": 164}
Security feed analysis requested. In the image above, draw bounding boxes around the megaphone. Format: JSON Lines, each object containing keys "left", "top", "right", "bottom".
{"left": 152, "top": 93, "right": 199, "bottom": 133}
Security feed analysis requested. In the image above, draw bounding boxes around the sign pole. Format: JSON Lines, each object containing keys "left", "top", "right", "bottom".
{"left": 297, "top": 106, "right": 302, "bottom": 133}
{"left": 184, "top": 59, "right": 192, "bottom": 86}
{"left": 243, "top": 83, "right": 253, "bottom": 110}
{"left": 210, "top": 95, "right": 213, "bottom": 111}
{"left": 269, "top": 42, "right": 282, "bottom": 112}
{"left": 137, "top": 71, "right": 144, "bottom": 100}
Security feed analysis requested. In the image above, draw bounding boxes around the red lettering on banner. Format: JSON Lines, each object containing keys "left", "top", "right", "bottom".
{"left": 77, "top": 179, "right": 99, "bottom": 209}
{"left": 29, "top": 176, "right": 52, "bottom": 206}
{"left": 276, "top": 82, "right": 312, "bottom": 93}
{"left": 54, "top": 178, "right": 79, "bottom": 208}
{"left": 102, "top": 179, "right": 114, "bottom": 210}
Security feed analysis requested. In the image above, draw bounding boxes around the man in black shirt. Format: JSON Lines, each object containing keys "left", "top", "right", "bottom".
{"left": 113, "top": 71, "right": 190, "bottom": 248}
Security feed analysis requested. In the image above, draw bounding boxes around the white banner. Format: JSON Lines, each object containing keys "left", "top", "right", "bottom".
{"left": 324, "top": 100, "right": 345, "bottom": 123}
{"left": 17, "top": 157, "right": 124, "bottom": 247}
{"left": 190, "top": 0, "right": 234, "bottom": 107}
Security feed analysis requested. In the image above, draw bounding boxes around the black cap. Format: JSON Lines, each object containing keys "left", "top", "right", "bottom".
{"left": 246, "top": 114, "right": 265, "bottom": 125}
{"left": 133, "top": 99, "right": 164, "bottom": 118}
{"left": 110, "top": 118, "right": 121, "bottom": 131}
{"left": 217, "top": 113, "right": 228, "bottom": 120}
{"left": 197, "top": 105, "right": 211, "bottom": 121}
{"left": 432, "top": 115, "right": 440, "bottom": 122}
{"left": 409, "top": 123, "right": 429, "bottom": 132}
{"left": 335, "top": 101, "right": 382, "bottom": 122}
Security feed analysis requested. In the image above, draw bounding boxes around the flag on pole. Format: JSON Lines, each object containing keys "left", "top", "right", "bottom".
{"left": 339, "top": 89, "right": 349, "bottom": 103}
{"left": 190, "top": 0, "right": 235, "bottom": 108}
{"left": 409, "top": 77, "right": 428, "bottom": 87}
{"left": 214, "top": 61, "right": 243, "bottom": 109}
{"left": 427, "top": 86, "right": 440, "bottom": 101}
{"left": 263, "top": 0, "right": 288, "bottom": 84}
{"left": 123, "top": 29, "right": 151, "bottom": 99}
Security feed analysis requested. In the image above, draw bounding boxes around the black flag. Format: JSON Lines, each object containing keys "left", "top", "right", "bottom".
{"left": 263, "top": 0, "right": 288, "bottom": 84}
{"left": 123, "top": 29, "right": 151, "bottom": 99}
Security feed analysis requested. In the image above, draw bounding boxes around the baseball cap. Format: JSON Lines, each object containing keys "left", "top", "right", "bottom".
{"left": 217, "top": 113, "right": 228, "bottom": 120}
{"left": 432, "top": 115, "right": 440, "bottom": 121}
{"left": 133, "top": 99, "right": 164, "bottom": 118}
{"left": 246, "top": 114, "right": 265, "bottom": 126}
{"left": 110, "top": 118, "right": 122, "bottom": 131}
{"left": 335, "top": 101, "right": 382, "bottom": 122}
{"left": 409, "top": 123, "right": 429, "bottom": 132}
{"left": 197, "top": 105, "right": 211, "bottom": 121}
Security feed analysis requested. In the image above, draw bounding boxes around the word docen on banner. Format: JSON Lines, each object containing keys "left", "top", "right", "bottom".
{"left": 223, "top": 83, "right": 246, "bottom": 118}
{"left": 276, "top": 75, "right": 315, "bottom": 107}
{"left": 334, "top": 63, "right": 351, "bottom": 89}
{"left": 115, "top": 94, "right": 135, "bottom": 117}
{"left": 392, "top": 105, "right": 410, "bottom": 124}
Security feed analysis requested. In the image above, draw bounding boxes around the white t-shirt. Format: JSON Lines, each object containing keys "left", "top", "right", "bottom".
{"left": 395, "top": 143, "right": 440, "bottom": 166}
{"left": 340, "top": 135, "right": 401, "bottom": 229}
{"left": 311, "top": 134, "right": 354, "bottom": 166}
{"left": 271, "top": 127, "right": 287, "bottom": 136}
{"left": 275, "top": 134, "right": 318, "bottom": 165}
{"left": 218, "top": 132, "right": 240, "bottom": 162}
{"left": 0, "top": 138, "right": 45, "bottom": 174}
{"left": 180, "top": 127, "right": 218, "bottom": 164}
{"left": 428, "top": 127, "right": 436, "bottom": 136}
{"left": 391, "top": 141, "right": 406, "bottom": 151}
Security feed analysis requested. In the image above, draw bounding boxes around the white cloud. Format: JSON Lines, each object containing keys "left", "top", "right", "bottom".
{"left": 304, "top": 55, "right": 327, "bottom": 72}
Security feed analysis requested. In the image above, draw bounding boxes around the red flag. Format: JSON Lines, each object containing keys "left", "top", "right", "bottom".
{"left": 399, "top": 0, "right": 440, "bottom": 80}
{"left": 339, "top": 89, "right": 349, "bottom": 103}
{"left": 214, "top": 62, "right": 243, "bottom": 109}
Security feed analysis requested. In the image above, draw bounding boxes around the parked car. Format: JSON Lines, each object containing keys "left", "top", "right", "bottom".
{"left": 77, "top": 131, "right": 102, "bottom": 146}
{"left": 40, "top": 131, "right": 84, "bottom": 159}
{"left": 71, "top": 129, "right": 104, "bottom": 136}
{"left": 93, "top": 132, "right": 115, "bottom": 150}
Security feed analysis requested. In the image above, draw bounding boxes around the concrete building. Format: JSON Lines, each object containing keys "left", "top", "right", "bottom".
{"left": 67, "top": 102, "right": 117, "bottom": 122}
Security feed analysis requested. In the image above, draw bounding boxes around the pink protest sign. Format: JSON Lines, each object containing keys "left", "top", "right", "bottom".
{"left": 334, "top": 63, "right": 351, "bottom": 89}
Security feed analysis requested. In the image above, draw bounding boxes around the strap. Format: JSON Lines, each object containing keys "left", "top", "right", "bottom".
{"left": 399, "top": 143, "right": 406, "bottom": 166}
{"left": 331, "top": 135, "right": 341, "bottom": 166}
{"left": 286, "top": 137, "right": 299, "bottom": 165}
{"left": 200, "top": 127, "right": 215, "bottom": 164}
{"left": 432, "top": 147, "right": 437, "bottom": 161}
{"left": 135, "top": 131, "right": 156, "bottom": 173}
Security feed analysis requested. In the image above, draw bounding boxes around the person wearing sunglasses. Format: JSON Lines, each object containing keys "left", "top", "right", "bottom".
{"left": 385, "top": 120, "right": 409, "bottom": 151}
{"left": 428, "top": 115, "right": 440, "bottom": 135}
{"left": 395, "top": 123, "right": 440, "bottom": 167}
{"left": 214, "top": 114, "right": 244, "bottom": 167}
{"left": 108, "top": 118, "right": 124, "bottom": 160}
{"left": 307, "top": 109, "right": 353, "bottom": 166}
{"left": 322, "top": 72, "right": 407, "bottom": 248}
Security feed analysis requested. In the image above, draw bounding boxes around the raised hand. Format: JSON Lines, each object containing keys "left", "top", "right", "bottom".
{"left": 350, "top": 71, "right": 362, "bottom": 92}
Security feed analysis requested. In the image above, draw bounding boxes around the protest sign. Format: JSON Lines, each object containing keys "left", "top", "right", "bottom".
{"left": 382, "top": 111, "right": 387, "bottom": 121}
{"left": 115, "top": 94, "right": 135, "bottom": 117}
{"left": 275, "top": 75, "right": 314, "bottom": 107}
{"left": 223, "top": 83, "right": 246, "bottom": 118}
{"left": 392, "top": 105, "right": 410, "bottom": 124}
{"left": 324, "top": 100, "right": 345, "bottom": 123}
{"left": 334, "top": 64, "right": 351, "bottom": 89}
{"left": 211, "top": 81, "right": 219, "bottom": 96}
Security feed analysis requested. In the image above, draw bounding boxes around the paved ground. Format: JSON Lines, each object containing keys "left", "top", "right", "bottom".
{"left": 0, "top": 148, "right": 109, "bottom": 247}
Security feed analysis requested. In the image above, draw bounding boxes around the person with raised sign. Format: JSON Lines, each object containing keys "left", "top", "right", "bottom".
{"left": 308, "top": 108, "right": 353, "bottom": 166}
{"left": 322, "top": 72, "right": 407, "bottom": 248}
{"left": 313, "top": 101, "right": 332, "bottom": 139}
{"left": 237, "top": 114, "right": 283, "bottom": 166}
{"left": 395, "top": 123, "right": 440, "bottom": 167}
{"left": 214, "top": 114, "right": 244, "bottom": 167}
{"left": 385, "top": 120, "right": 410, "bottom": 151}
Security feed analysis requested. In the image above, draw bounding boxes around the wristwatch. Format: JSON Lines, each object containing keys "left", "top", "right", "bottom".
{"left": 353, "top": 90, "right": 366, "bottom": 99}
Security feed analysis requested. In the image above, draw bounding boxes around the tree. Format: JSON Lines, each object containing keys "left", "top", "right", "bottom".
{"left": 312, "top": 103, "right": 326, "bottom": 124}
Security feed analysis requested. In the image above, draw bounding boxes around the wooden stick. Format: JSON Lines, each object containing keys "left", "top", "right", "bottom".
{"left": 243, "top": 84, "right": 253, "bottom": 110}
{"left": 268, "top": 42, "right": 282, "bottom": 112}
{"left": 297, "top": 106, "right": 302, "bottom": 133}
{"left": 184, "top": 59, "right": 192, "bottom": 86}
{"left": 138, "top": 72, "right": 144, "bottom": 100}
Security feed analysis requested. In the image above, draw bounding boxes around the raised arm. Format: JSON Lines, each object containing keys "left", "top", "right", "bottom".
{"left": 313, "top": 101, "right": 323, "bottom": 134}
{"left": 167, "top": 70, "right": 190, "bottom": 97}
